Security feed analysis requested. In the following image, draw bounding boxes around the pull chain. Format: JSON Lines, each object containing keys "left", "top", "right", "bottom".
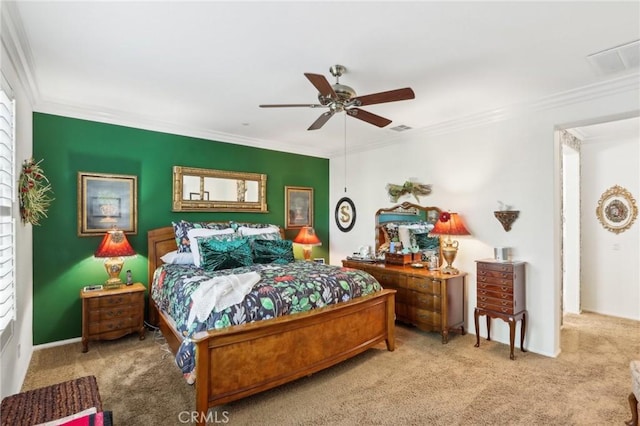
{"left": 343, "top": 113, "right": 347, "bottom": 193}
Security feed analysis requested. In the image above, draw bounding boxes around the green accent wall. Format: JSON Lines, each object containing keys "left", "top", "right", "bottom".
{"left": 32, "top": 113, "right": 329, "bottom": 345}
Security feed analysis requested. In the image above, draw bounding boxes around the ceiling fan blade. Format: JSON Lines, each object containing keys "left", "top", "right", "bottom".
{"left": 351, "top": 87, "right": 415, "bottom": 107}
{"left": 346, "top": 108, "right": 392, "bottom": 128}
{"left": 308, "top": 111, "right": 335, "bottom": 130}
{"left": 304, "top": 73, "right": 338, "bottom": 99}
{"left": 259, "top": 103, "right": 324, "bottom": 108}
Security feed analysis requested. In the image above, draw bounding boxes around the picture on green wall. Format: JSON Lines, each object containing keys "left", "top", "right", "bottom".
{"left": 77, "top": 172, "right": 138, "bottom": 236}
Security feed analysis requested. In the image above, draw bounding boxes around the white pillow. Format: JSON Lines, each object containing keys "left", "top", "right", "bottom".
{"left": 187, "top": 228, "right": 236, "bottom": 267}
{"left": 238, "top": 226, "right": 281, "bottom": 238}
{"left": 160, "top": 250, "right": 195, "bottom": 265}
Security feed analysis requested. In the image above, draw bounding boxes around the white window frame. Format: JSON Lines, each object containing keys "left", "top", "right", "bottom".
{"left": 0, "top": 72, "right": 15, "bottom": 352}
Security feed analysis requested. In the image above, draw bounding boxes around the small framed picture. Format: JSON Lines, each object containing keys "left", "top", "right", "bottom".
{"left": 77, "top": 172, "right": 138, "bottom": 236}
{"left": 313, "top": 258, "right": 325, "bottom": 264}
{"left": 285, "top": 186, "right": 313, "bottom": 229}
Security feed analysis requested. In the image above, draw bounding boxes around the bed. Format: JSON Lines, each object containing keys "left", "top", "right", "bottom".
{"left": 147, "top": 223, "right": 396, "bottom": 424}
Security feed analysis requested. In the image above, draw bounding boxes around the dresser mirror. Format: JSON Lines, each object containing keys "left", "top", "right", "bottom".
{"left": 375, "top": 202, "right": 443, "bottom": 263}
{"left": 172, "top": 166, "right": 268, "bottom": 212}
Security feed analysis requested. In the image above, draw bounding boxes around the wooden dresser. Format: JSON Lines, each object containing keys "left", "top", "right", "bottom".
{"left": 80, "top": 283, "right": 146, "bottom": 352}
{"left": 474, "top": 259, "right": 526, "bottom": 360}
{"left": 342, "top": 260, "right": 466, "bottom": 343}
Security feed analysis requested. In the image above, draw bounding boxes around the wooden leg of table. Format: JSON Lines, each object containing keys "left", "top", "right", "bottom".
{"left": 626, "top": 392, "right": 638, "bottom": 426}
{"left": 508, "top": 317, "right": 516, "bottom": 360}
{"left": 474, "top": 308, "right": 480, "bottom": 348}
{"left": 486, "top": 314, "right": 491, "bottom": 341}
{"left": 520, "top": 311, "right": 527, "bottom": 353}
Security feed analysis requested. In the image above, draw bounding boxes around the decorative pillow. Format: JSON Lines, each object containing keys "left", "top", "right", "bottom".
{"left": 410, "top": 230, "right": 440, "bottom": 251}
{"left": 187, "top": 228, "right": 238, "bottom": 267}
{"left": 172, "top": 221, "right": 231, "bottom": 253}
{"left": 198, "top": 238, "right": 253, "bottom": 271}
{"left": 160, "top": 250, "right": 196, "bottom": 265}
{"left": 229, "top": 222, "right": 277, "bottom": 231}
{"left": 238, "top": 225, "right": 282, "bottom": 240}
{"left": 252, "top": 239, "right": 294, "bottom": 264}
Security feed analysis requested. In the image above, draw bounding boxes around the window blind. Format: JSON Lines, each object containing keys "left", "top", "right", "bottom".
{"left": 0, "top": 85, "right": 15, "bottom": 336}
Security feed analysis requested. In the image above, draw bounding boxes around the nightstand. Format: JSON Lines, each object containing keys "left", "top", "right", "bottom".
{"left": 80, "top": 283, "right": 146, "bottom": 352}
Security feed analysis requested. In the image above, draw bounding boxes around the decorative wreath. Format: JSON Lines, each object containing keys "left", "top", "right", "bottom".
{"left": 386, "top": 180, "right": 432, "bottom": 203}
{"left": 18, "top": 158, "right": 54, "bottom": 226}
{"left": 595, "top": 185, "right": 637, "bottom": 234}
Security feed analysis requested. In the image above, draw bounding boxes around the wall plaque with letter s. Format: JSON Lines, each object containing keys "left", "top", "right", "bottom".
{"left": 335, "top": 197, "right": 356, "bottom": 232}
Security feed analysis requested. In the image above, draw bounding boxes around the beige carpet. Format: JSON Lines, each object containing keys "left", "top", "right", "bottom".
{"left": 23, "top": 312, "right": 640, "bottom": 425}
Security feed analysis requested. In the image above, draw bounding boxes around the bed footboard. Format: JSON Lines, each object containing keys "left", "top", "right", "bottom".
{"left": 192, "top": 288, "right": 395, "bottom": 424}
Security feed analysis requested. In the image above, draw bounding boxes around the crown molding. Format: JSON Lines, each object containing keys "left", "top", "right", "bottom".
{"left": 4, "top": 4, "right": 638, "bottom": 160}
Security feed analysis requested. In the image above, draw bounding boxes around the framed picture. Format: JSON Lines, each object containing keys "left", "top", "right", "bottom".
{"left": 335, "top": 197, "right": 356, "bottom": 232}
{"left": 285, "top": 186, "right": 313, "bottom": 229}
{"left": 78, "top": 172, "right": 138, "bottom": 236}
{"left": 595, "top": 184, "right": 638, "bottom": 234}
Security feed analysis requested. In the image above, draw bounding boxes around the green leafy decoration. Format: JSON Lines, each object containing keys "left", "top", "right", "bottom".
{"left": 260, "top": 297, "right": 274, "bottom": 311}
{"left": 386, "top": 180, "right": 432, "bottom": 203}
{"left": 18, "top": 158, "right": 54, "bottom": 226}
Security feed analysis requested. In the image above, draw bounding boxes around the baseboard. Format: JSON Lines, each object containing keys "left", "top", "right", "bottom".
{"left": 34, "top": 337, "right": 81, "bottom": 351}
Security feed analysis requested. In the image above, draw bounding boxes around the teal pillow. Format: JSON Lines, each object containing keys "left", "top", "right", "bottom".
{"left": 412, "top": 231, "right": 440, "bottom": 251}
{"left": 198, "top": 238, "right": 253, "bottom": 270}
{"left": 252, "top": 239, "right": 294, "bottom": 264}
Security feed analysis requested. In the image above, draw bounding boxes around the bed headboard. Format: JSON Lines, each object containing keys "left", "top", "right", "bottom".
{"left": 146, "top": 222, "right": 285, "bottom": 325}
{"left": 374, "top": 202, "right": 442, "bottom": 259}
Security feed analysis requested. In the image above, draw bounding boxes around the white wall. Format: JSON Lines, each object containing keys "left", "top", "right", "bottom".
{"left": 330, "top": 83, "right": 640, "bottom": 358}
{"left": 581, "top": 134, "right": 639, "bottom": 320}
{"left": 0, "top": 6, "right": 35, "bottom": 397}
{"left": 563, "top": 144, "right": 581, "bottom": 314}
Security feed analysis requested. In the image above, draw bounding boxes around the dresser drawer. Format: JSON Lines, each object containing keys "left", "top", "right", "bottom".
{"left": 87, "top": 292, "right": 141, "bottom": 309}
{"left": 369, "top": 270, "right": 405, "bottom": 289}
{"left": 413, "top": 308, "right": 441, "bottom": 327}
{"left": 477, "top": 294, "right": 514, "bottom": 308}
{"left": 88, "top": 315, "right": 141, "bottom": 335}
{"left": 406, "top": 276, "right": 440, "bottom": 295}
{"left": 477, "top": 281, "right": 513, "bottom": 294}
{"left": 410, "top": 291, "right": 440, "bottom": 312}
{"left": 477, "top": 287, "right": 513, "bottom": 301}
{"left": 477, "top": 275, "right": 514, "bottom": 287}
{"left": 477, "top": 262, "right": 513, "bottom": 273}
{"left": 477, "top": 301, "right": 517, "bottom": 315}
{"left": 88, "top": 305, "right": 139, "bottom": 322}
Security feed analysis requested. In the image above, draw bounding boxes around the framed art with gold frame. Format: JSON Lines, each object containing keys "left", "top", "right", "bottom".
{"left": 78, "top": 172, "right": 138, "bottom": 236}
{"left": 285, "top": 186, "right": 313, "bottom": 229}
{"left": 595, "top": 185, "right": 637, "bottom": 234}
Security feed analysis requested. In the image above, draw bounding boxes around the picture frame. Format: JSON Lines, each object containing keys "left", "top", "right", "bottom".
{"left": 285, "top": 186, "right": 313, "bottom": 229}
{"left": 335, "top": 197, "right": 356, "bottom": 232}
{"left": 77, "top": 172, "right": 138, "bottom": 236}
{"left": 595, "top": 185, "right": 638, "bottom": 234}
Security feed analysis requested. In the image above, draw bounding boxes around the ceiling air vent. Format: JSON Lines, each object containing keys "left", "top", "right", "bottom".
{"left": 390, "top": 124, "right": 412, "bottom": 132}
{"left": 587, "top": 39, "right": 640, "bottom": 76}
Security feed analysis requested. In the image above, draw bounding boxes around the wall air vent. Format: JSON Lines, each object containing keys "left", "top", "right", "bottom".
{"left": 587, "top": 39, "right": 640, "bottom": 76}
{"left": 390, "top": 124, "right": 412, "bottom": 132}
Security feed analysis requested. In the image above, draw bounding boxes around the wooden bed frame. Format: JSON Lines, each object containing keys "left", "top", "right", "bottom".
{"left": 147, "top": 226, "right": 396, "bottom": 424}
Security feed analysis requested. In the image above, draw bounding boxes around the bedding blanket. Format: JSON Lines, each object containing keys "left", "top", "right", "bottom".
{"left": 151, "top": 260, "right": 382, "bottom": 379}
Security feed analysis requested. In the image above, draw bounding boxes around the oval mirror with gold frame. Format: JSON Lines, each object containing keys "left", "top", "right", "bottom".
{"left": 172, "top": 166, "right": 268, "bottom": 212}
{"left": 595, "top": 185, "right": 637, "bottom": 234}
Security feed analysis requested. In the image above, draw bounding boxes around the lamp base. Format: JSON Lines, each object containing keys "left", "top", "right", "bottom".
{"left": 302, "top": 246, "right": 312, "bottom": 261}
{"left": 440, "top": 266, "right": 460, "bottom": 275}
{"left": 103, "top": 257, "right": 124, "bottom": 288}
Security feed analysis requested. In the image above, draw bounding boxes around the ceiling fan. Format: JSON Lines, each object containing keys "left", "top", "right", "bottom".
{"left": 259, "top": 64, "right": 415, "bottom": 130}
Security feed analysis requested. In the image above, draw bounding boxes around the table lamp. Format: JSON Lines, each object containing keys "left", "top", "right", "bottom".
{"left": 94, "top": 229, "right": 136, "bottom": 288}
{"left": 293, "top": 226, "right": 322, "bottom": 261}
{"left": 429, "top": 212, "right": 470, "bottom": 274}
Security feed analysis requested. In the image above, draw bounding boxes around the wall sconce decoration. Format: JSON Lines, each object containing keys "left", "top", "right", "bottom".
{"left": 494, "top": 210, "right": 520, "bottom": 232}
{"left": 18, "top": 158, "right": 54, "bottom": 226}
{"left": 596, "top": 185, "right": 637, "bottom": 234}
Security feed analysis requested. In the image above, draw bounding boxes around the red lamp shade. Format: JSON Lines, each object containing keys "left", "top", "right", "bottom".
{"left": 430, "top": 213, "right": 471, "bottom": 236}
{"left": 293, "top": 226, "right": 321, "bottom": 261}
{"left": 94, "top": 230, "right": 136, "bottom": 286}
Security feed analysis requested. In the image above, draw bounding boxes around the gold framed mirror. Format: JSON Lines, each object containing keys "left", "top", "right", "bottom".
{"left": 172, "top": 166, "right": 268, "bottom": 212}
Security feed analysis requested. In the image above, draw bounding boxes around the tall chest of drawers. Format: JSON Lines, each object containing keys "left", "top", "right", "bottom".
{"left": 474, "top": 259, "right": 526, "bottom": 360}
{"left": 342, "top": 260, "right": 466, "bottom": 343}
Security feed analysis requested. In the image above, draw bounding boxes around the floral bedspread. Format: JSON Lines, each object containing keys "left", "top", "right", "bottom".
{"left": 151, "top": 261, "right": 382, "bottom": 379}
